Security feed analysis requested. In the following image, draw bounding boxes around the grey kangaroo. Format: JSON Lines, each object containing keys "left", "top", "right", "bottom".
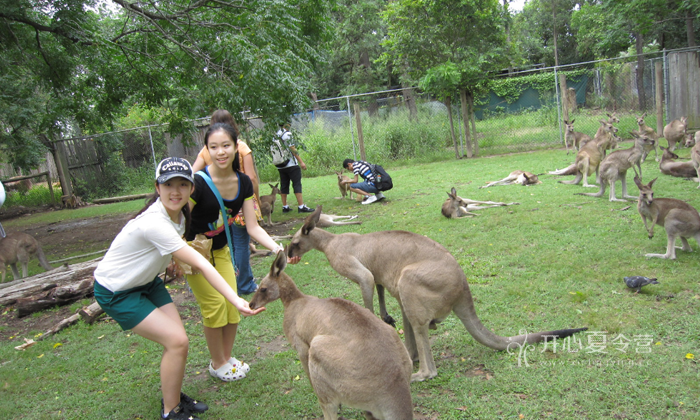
{"left": 442, "top": 187, "right": 519, "bottom": 218}
{"left": 576, "top": 131, "right": 655, "bottom": 202}
{"left": 0, "top": 232, "right": 53, "bottom": 282}
{"left": 634, "top": 176, "right": 700, "bottom": 259}
{"left": 249, "top": 250, "right": 413, "bottom": 420}
{"left": 287, "top": 206, "right": 586, "bottom": 382}
{"left": 259, "top": 183, "right": 280, "bottom": 226}
{"left": 658, "top": 147, "right": 697, "bottom": 179}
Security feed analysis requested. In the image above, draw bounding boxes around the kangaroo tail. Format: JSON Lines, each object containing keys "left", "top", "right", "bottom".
{"left": 35, "top": 245, "right": 53, "bottom": 271}
{"left": 453, "top": 284, "right": 587, "bottom": 350}
{"left": 548, "top": 163, "right": 576, "bottom": 176}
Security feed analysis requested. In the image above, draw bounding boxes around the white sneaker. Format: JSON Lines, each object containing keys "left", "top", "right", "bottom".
{"left": 362, "top": 195, "right": 378, "bottom": 205}
{"left": 375, "top": 192, "right": 385, "bottom": 201}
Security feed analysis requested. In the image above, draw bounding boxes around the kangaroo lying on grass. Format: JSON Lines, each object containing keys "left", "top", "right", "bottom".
{"left": 0, "top": 232, "right": 53, "bottom": 282}
{"left": 317, "top": 213, "right": 362, "bottom": 227}
{"left": 549, "top": 120, "right": 618, "bottom": 187}
{"left": 479, "top": 170, "right": 542, "bottom": 189}
{"left": 259, "top": 183, "right": 281, "bottom": 226}
{"left": 575, "top": 131, "right": 655, "bottom": 202}
{"left": 658, "top": 147, "right": 697, "bottom": 179}
{"left": 287, "top": 206, "right": 587, "bottom": 382}
{"left": 249, "top": 250, "right": 413, "bottom": 420}
{"left": 634, "top": 176, "right": 700, "bottom": 259}
{"left": 441, "top": 187, "right": 519, "bottom": 218}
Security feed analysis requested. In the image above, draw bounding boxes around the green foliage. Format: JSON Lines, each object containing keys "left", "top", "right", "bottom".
{"left": 2, "top": 185, "right": 62, "bottom": 208}
{"left": 486, "top": 68, "right": 592, "bottom": 105}
{"left": 419, "top": 62, "right": 461, "bottom": 101}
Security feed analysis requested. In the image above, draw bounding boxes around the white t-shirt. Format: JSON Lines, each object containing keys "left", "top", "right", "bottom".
{"left": 94, "top": 198, "right": 186, "bottom": 292}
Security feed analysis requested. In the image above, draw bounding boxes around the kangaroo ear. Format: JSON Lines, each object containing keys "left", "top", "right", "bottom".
{"left": 271, "top": 248, "right": 287, "bottom": 277}
{"left": 570, "top": 119, "right": 575, "bottom": 124}
{"left": 649, "top": 177, "right": 657, "bottom": 188}
{"left": 634, "top": 175, "right": 643, "bottom": 188}
{"left": 301, "top": 205, "right": 322, "bottom": 235}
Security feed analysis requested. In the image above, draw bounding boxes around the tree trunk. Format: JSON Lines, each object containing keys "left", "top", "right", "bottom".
{"left": 401, "top": 64, "right": 417, "bottom": 121}
{"left": 359, "top": 50, "right": 379, "bottom": 117}
{"left": 687, "top": 10, "right": 696, "bottom": 48}
{"left": 635, "top": 32, "right": 646, "bottom": 111}
{"left": 469, "top": 94, "right": 479, "bottom": 156}
{"left": 445, "top": 96, "right": 459, "bottom": 159}
{"left": 460, "top": 89, "right": 472, "bottom": 158}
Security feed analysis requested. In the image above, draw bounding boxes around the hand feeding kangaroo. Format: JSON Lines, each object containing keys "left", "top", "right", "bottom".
{"left": 479, "top": 171, "right": 542, "bottom": 188}
{"left": 287, "top": 206, "right": 587, "bottom": 382}
{"left": 334, "top": 171, "right": 354, "bottom": 200}
{"left": 316, "top": 213, "right": 362, "bottom": 228}
{"left": 692, "top": 140, "right": 700, "bottom": 189}
{"left": 259, "top": 183, "right": 280, "bottom": 226}
{"left": 662, "top": 116, "right": 687, "bottom": 152}
{"left": 441, "top": 187, "right": 519, "bottom": 218}
{"left": 563, "top": 119, "right": 592, "bottom": 154}
{"left": 248, "top": 251, "right": 413, "bottom": 420}
{"left": 575, "top": 131, "right": 655, "bottom": 202}
{"left": 0, "top": 231, "right": 53, "bottom": 282}
{"left": 634, "top": 176, "right": 700, "bottom": 259}
{"left": 658, "top": 147, "right": 698, "bottom": 179}
{"left": 549, "top": 120, "right": 618, "bottom": 187}
{"left": 636, "top": 113, "right": 661, "bottom": 162}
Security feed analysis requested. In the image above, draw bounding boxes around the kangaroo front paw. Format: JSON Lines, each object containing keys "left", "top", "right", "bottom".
{"left": 382, "top": 314, "right": 397, "bottom": 327}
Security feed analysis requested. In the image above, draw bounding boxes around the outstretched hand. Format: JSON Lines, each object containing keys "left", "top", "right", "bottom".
{"left": 233, "top": 296, "right": 266, "bottom": 316}
{"left": 287, "top": 255, "right": 302, "bottom": 264}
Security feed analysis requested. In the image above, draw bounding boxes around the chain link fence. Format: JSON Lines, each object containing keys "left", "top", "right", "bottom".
{"left": 2, "top": 47, "right": 698, "bottom": 202}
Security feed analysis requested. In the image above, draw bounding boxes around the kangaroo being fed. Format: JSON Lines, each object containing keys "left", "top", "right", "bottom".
{"left": 576, "top": 131, "right": 655, "bottom": 202}
{"left": 0, "top": 232, "right": 53, "bottom": 282}
{"left": 259, "top": 183, "right": 280, "bottom": 226}
{"left": 334, "top": 171, "right": 354, "bottom": 200}
{"left": 249, "top": 251, "right": 413, "bottom": 420}
{"left": 441, "top": 187, "right": 519, "bottom": 218}
{"left": 287, "top": 206, "right": 587, "bottom": 382}
{"left": 634, "top": 176, "right": 700, "bottom": 259}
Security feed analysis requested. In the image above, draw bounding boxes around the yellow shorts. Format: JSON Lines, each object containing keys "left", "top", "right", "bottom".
{"left": 186, "top": 246, "right": 240, "bottom": 328}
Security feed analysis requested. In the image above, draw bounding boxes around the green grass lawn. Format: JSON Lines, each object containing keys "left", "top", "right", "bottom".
{"left": 1, "top": 147, "right": 699, "bottom": 419}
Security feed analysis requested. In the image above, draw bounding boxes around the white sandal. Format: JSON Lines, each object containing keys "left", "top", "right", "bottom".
{"left": 228, "top": 357, "right": 250, "bottom": 374}
{"left": 208, "top": 362, "right": 246, "bottom": 382}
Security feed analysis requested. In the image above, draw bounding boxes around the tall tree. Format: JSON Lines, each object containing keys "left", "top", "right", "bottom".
{"left": 382, "top": 0, "right": 507, "bottom": 158}
{"left": 0, "top": 0, "right": 332, "bottom": 172}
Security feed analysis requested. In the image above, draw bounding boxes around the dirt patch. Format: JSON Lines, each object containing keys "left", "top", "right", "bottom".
{"left": 0, "top": 204, "right": 305, "bottom": 342}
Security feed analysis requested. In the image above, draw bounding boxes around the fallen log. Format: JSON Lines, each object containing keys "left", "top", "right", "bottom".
{"left": 15, "top": 279, "right": 94, "bottom": 318}
{"left": 37, "top": 313, "right": 81, "bottom": 340}
{"left": 91, "top": 193, "right": 150, "bottom": 204}
{"left": 0, "top": 258, "right": 100, "bottom": 308}
{"left": 79, "top": 301, "right": 104, "bottom": 324}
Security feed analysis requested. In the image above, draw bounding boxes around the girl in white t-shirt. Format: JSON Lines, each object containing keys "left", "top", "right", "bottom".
{"left": 93, "top": 157, "right": 265, "bottom": 420}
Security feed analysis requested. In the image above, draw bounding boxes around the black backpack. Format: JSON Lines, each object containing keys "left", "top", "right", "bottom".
{"left": 371, "top": 164, "right": 393, "bottom": 192}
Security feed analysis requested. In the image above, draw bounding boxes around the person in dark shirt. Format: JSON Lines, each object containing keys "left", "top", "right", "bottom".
{"left": 342, "top": 159, "right": 385, "bottom": 205}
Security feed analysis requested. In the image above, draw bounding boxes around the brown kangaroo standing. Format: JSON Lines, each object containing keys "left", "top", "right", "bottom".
{"left": 287, "top": 206, "right": 586, "bottom": 382}
{"left": 634, "top": 176, "right": 700, "bottom": 259}
{"left": 576, "top": 131, "right": 655, "bottom": 202}
{"left": 692, "top": 140, "right": 700, "bottom": 189}
{"left": 258, "top": 183, "right": 280, "bottom": 226}
{"left": 563, "top": 119, "right": 592, "bottom": 154}
{"left": 249, "top": 251, "right": 413, "bottom": 420}
{"left": 549, "top": 120, "right": 618, "bottom": 187}
{"left": 0, "top": 232, "right": 53, "bottom": 282}
{"left": 636, "top": 113, "right": 660, "bottom": 162}
{"left": 662, "top": 116, "right": 687, "bottom": 152}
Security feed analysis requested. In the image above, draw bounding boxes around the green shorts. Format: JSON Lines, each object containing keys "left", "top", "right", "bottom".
{"left": 94, "top": 277, "right": 173, "bottom": 330}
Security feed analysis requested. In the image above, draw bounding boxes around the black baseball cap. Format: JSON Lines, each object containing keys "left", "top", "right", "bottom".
{"left": 155, "top": 157, "right": 194, "bottom": 184}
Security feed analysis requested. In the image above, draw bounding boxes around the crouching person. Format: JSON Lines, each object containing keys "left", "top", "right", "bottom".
{"left": 93, "top": 157, "right": 265, "bottom": 420}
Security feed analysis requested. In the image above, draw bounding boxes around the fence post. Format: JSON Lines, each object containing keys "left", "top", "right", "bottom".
{"left": 54, "top": 141, "right": 73, "bottom": 202}
{"left": 554, "top": 67, "right": 563, "bottom": 147}
{"left": 655, "top": 60, "right": 664, "bottom": 135}
{"left": 353, "top": 102, "right": 366, "bottom": 161}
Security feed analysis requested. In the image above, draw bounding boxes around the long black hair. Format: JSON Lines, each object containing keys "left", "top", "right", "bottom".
{"left": 205, "top": 122, "right": 240, "bottom": 172}
{"left": 133, "top": 185, "right": 192, "bottom": 238}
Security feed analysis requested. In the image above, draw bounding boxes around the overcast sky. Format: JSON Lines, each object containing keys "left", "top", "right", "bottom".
{"left": 510, "top": 0, "right": 526, "bottom": 12}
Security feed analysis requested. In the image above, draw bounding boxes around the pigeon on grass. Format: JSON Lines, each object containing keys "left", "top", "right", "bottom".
{"left": 624, "top": 276, "right": 659, "bottom": 294}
